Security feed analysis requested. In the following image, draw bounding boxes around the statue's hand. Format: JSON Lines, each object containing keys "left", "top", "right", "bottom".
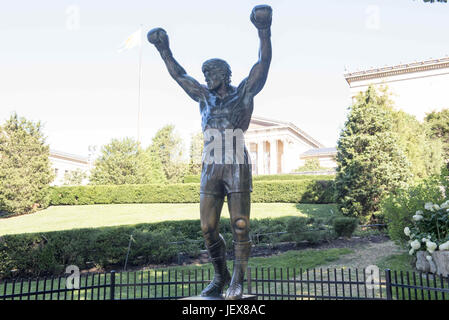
{"left": 147, "top": 27, "right": 169, "bottom": 50}
{"left": 250, "top": 5, "right": 272, "bottom": 30}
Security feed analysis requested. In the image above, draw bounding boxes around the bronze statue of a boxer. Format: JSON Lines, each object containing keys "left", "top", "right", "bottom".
{"left": 147, "top": 4, "right": 272, "bottom": 300}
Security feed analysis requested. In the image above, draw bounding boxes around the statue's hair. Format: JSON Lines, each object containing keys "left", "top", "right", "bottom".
{"left": 202, "top": 58, "right": 232, "bottom": 85}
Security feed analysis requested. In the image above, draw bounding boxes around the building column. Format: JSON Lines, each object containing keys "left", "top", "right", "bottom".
{"left": 269, "top": 139, "right": 277, "bottom": 175}
{"left": 257, "top": 140, "right": 264, "bottom": 175}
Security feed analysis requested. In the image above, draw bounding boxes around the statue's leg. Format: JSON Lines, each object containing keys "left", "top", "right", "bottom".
{"left": 200, "top": 193, "right": 231, "bottom": 297}
{"left": 225, "top": 192, "right": 252, "bottom": 300}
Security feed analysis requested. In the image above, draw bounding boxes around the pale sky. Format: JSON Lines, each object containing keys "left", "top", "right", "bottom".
{"left": 1, "top": 0, "right": 449, "bottom": 158}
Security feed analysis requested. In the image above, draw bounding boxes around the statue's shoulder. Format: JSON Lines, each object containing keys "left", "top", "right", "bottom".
{"left": 237, "top": 78, "right": 248, "bottom": 91}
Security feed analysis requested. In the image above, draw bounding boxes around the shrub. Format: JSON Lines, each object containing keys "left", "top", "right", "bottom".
{"left": 283, "top": 217, "right": 335, "bottom": 244}
{"left": 0, "top": 215, "right": 339, "bottom": 279}
{"left": 403, "top": 200, "right": 449, "bottom": 257}
{"left": 49, "top": 179, "right": 335, "bottom": 205}
{"left": 382, "top": 174, "right": 445, "bottom": 245}
{"left": 183, "top": 174, "right": 335, "bottom": 183}
{"left": 333, "top": 217, "right": 358, "bottom": 238}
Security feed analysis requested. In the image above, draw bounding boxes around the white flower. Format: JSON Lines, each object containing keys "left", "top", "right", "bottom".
{"left": 426, "top": 255, "right": 433, "bottom": 262}
{"left": 439, "top": 241, "right": 449, "bottom": 251}
{"left": 433, "top": 204, "right": 440, "bottom": 211}
{"left": 441, "top": 200, "right": 449, "bottom": 209}
{"left": 424, "top": 202, "right": 434, "bottom": 211}
{"left": 421, "top": 238, "right": 429, "bottom": 243}
{"left": 412, "top": 214, "right": 423, "bottom": 221}
{"left": 426, "top": 241, "right": 438, "bottom": 253}
{"left": 404, "top": 227, "right": 411, "bottom": 237}
{"left": 409, "top": 248, "right": 415, "bottom": 255}
{"left": 415, "top": 210, "right": 423, "bottom": 216}
{"left": 411, "top": 240, "right": 421, "bottom": 250}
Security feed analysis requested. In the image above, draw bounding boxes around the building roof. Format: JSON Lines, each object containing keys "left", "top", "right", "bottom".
{"left": 248, "top": 116, "right": 325, "bottom": 148}
{"left": 49, "top": 149, "right": 89, "bottom": 165}
{"left": 344, "top": 56, "right": 449, "bottom": 85}
{"left": 300, "top": 147, "right": 337, "bottom": 157}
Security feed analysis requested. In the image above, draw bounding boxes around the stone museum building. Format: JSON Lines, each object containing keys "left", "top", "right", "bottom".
{"left": 49, "top": 149, "right": 90, "bottom": 186}
{"left": 344, "top": 56, "right": 449, "bottom": 120}
{"left": 244, "top": 116, "right": 336, "bottom": 175}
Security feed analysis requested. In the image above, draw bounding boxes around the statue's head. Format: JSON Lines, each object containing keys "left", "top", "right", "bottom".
{"left": 202, "top": 58, "right": 232, "bottom": 90}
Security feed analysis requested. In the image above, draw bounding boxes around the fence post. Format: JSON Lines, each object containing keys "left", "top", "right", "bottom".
{"left": 110, "top": 270, "right": 116, "bottom": 300}
{"left": 385, "top": 269, "right": 392, "bottom": 300}
{"left": 247, "top": 267, "right": 252, "bottom": 295}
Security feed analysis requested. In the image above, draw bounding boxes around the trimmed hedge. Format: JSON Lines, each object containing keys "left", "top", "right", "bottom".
{"left": 183, "top": 174, "right": 335, "bottom": 183}
{"left": 0, "top": 216, "right": 337, "bottom": 279}
{"left": 332, "top": 217, "right": 359, "bottom": 238}
{"left": 49, "top": 180, "right": 335, "bottom": 205}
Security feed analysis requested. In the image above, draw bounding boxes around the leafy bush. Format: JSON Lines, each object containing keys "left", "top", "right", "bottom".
{"left": 0, "top": 215, "right": 340, "bottom": 279}
{"left": 382, "top": 174, "right": 445, "bottom": 245}
{"left": 332, "top": 217, "right": 358, "bottom": 238}
{"left": 402, "top": 200, "right": 449, "bottom": 256}
{"left": 183, "top": 174, "right": 335, "bottom": 183}
{"left": 283, "top": 217, "right": 334, "bottom": 244}
{"left": 49, "top": 179, "right": 335, "bottom": 205}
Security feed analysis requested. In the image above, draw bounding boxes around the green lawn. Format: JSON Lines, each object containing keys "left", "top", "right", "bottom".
{"left": 0, "top": 203, "right": 340, "bottom": 236}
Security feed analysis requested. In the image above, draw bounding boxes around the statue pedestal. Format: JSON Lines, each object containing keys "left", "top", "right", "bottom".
{"left": 179, "top": 295, "right": 257, "bottom": 300}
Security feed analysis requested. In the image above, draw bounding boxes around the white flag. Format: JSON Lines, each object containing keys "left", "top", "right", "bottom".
{"left": 118, "top": 28, "right": 142, "bottom": 53}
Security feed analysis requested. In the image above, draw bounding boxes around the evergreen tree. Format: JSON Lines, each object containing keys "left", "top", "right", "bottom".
{"left": 148, "top": 125, "right": 187, "bottom": 183}
{"left": 0, "top": 113, "right": 54, "bottom": 216}
{"left": 89, "top": 137, "right": 165, "bottom": 185}
{"left": 335, "top": 86, "right": 412, "bottom": 223}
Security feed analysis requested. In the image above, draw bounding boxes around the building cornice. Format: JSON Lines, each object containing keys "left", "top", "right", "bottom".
{"left": 248, "top": 116, "right": 324, "bottom": 148}
{"left": 344, "top": 57, "right": 449, "bottom": 85}
{"left": 50, "top": 149, "right": 89, "bottom": 165}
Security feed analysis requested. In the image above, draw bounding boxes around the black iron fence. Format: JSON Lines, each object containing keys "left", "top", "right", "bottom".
{"left": 1, "top": 267, "right": 448, "bottom": 300}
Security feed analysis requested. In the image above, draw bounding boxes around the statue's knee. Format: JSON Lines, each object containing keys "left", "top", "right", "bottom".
{"left": 233, "top": 217, "right": 249, "bottom": 235}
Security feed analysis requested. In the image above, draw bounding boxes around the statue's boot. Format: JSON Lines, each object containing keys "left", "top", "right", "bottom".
{"left": 201, "top": 234, "right": 231, "bottom": 297}
{"left": 225, "top": 240, "right": 252, "bottom": 300}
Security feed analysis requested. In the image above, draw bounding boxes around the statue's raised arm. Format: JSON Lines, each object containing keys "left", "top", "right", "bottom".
{"left": 243, "top": 5, "right": 272, "bottom": 97}
{"left": 147, "top": 28, "right": 207, "bottom": 102}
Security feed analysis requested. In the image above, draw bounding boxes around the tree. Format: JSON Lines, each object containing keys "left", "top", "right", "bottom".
{"left": 334, "top": 86, "right": 412, "bottom": 223}
{"left": 391, "top": 109, "right": 444, "bottom": 179}
{"left": 294, "top": 158, "right": 329, "bottom": 172}
{"left": 425, "top": 109, "right": 449, "bottom": 168}
{"left": 148, "top": 125, "right": 188, "bottom": 183}
{"left": 187, "top": 131, "right": 204, "bottom": 175}
{"left": 89, "top": 137, "right": 165, "bottom": 185}
{"left": 0, "top": 113, "right": 54, "bottom": 216}
{"left": 63, "top": 168, "right": 88, "bottom": 186}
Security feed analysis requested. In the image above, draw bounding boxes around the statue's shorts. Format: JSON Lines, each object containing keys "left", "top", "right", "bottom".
{"left": 200, "top": 163, "right": 253, "bottom": 197}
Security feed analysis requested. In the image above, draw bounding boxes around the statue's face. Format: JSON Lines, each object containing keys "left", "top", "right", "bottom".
{"left": 204, "top": 71, "right": 225, "bottom": 91}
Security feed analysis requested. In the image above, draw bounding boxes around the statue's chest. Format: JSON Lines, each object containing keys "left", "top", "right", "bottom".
{"left": 201, "top": 94, "right": 241, "bottom": 130}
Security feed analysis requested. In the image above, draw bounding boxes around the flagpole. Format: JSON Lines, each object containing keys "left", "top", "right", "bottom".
{"left": 137, "top": 24, "right": 143, "bottom": 147}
